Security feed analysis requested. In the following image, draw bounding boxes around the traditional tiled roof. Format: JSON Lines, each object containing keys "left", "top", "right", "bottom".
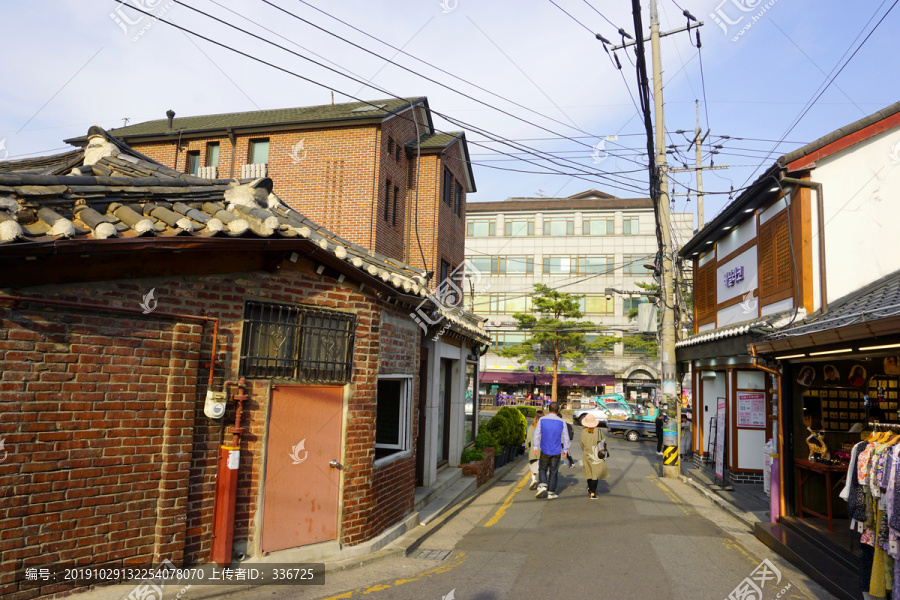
{"left": 676, "top": 309, "right": 800, "bottom": 348}
{"left": 406, "top": 131, "right": 463, "bottom": 150}
{"left": 764, "top": 269, "right": 900, "bottom": 340}
{"left": 0, "top": 126, "right": 435, "bottom": 299}
{"left": 65, "top": 98, "right": 427, "bottom": 143}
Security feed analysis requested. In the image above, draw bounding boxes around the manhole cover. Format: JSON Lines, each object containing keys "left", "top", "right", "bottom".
{"left": 410, "top": 549, "right": 452, "bottom": 560}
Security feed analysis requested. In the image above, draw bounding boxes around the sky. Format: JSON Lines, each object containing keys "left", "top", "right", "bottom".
{"left": 1, "top": 0, "right": 898, "bottom": 232}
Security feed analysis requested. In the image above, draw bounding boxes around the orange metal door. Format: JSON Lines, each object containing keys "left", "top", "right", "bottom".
{"left": 261, "top": 386, "right": 343, "bottom": 553}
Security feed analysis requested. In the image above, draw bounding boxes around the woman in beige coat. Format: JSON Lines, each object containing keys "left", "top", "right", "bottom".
{"left": 580, "top": 414, "right": 609, "bottom": 499}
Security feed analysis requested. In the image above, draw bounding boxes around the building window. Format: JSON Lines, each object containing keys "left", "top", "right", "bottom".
{"left": 543, "top": 219, "right": 574, "bottom": 236}
{"left": 623, "top": 217, "right": 639, "bottom": 235}
{"left": 384, "top": 179, "right": 392, "bottom": 222}
{"left": 467, "top": 220, "right": 496, "bottom": 237}
{"left": 624, "top": 297, "right": 649, "bottom": 314}
{"left": 623, "top": 332, "right": 652, "bottom": 355}
{"left": 239, "top": 301, "right": 355, "bottom": 382}
{"left": 585, "top": 334, "right": 614, "bottom": 355}
{"left": 464, "top": 256, "right": 533, "bottom": 275}
{"left": 387, "top": 137, "right": 394, "bottom": 156}
{"left": 454, "top": 181, "right": 463, "bottom": 217}
{"left": 206, "top": 143, "right": 220, "bottom": 168}
{"left": 759, "top": 210, "right": 792, "bottom": 298}
{"left": 248, "top": 139, "right": 269, "bottom": 164}
{"left": 580, "top": 295, "right": 613, "bottom": 315}
{"left": 392, "top": 185, "right": 400, "bottom": 227}
{"left": 504, "top": 219, "right": 534, "bottom": 237}
{"left": 543, "top": 256, "right": 613, "bottom": 275}
{"left": 375, "top": 376, "right": 412, "bottom": 459}
{"left": 583, "top": 217, "right": 614, "bottom": 235}
{"left": 492, "top": 332, "right": 526, "bottom": 350}
{"left": 624, "top": 254, "right": 655, "bottom": 275}
{"left": 443, "top": 168, "right": 454, "bottom": 209}
{"left": 185, "top": 151, "right": 200, "bottom": 175}
{"left": 395, "top": 144, "right": 402, "bottom": 162}
{"left": 695, "top": 261, "right": 716, "bottom": 323}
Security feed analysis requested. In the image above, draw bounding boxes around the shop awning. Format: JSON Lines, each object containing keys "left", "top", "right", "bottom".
{"left": 531, "top": 373, "right": 615, "bottom": 386}
{"left": 481, "top": 371, "right": 534, "bottom": 384}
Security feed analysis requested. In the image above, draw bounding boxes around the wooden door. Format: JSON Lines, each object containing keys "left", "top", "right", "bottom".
{"left": 261, "top": 386, "right": 343, "bottom": 553}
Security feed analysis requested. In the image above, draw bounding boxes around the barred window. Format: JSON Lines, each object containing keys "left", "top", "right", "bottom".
{"left": 240, "top": 301, "right": 355, "bottom": 382}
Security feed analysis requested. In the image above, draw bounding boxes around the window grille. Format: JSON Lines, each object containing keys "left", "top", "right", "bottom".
{"left": 240, "top": 301, "right": 356, "bottom": 382}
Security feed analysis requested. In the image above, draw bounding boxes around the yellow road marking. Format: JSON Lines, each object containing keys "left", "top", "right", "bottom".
{"left": 483, "top": 472, "right": 532, "bottom": 528}
{"left": 319, "top": 552, "right": 468, "bottom": 600}
{"left": 651, "top": 476, "right": 692, "bottom": 516}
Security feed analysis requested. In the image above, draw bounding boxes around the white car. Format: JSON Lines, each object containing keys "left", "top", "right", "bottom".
{"left": 572, "top": 404, "right": 612, "bottom": 427}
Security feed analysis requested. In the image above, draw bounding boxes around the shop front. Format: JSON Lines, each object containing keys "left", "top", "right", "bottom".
{"left": 478, "top": 370, "right": 614, "bottom": 407}
{"left": 751, "top": 271, "right": 900, "bottom": 600}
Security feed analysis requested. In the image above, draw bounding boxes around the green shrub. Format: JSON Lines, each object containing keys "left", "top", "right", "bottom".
{"left": 474, "top": 429, "right": 498, "bottom": 450}
{"left": 499, "top": 406, "right": 527, "bottom": 445}
{"left": 516, "top": 406, "right": 536, "bottom": 419}
{"left": 461, "top": 447, "right": 484, "bottom": 463}
{"left": 483, "top": 416, "right": 510, "bottom": 448}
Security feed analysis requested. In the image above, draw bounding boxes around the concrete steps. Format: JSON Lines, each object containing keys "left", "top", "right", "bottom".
{"left": 414, "top": 467, "right": 477, "bottom": 526}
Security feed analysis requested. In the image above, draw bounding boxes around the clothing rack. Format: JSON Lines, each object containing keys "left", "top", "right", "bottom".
{"left": 867, "top": 421, "right": 900, "bottom": 431}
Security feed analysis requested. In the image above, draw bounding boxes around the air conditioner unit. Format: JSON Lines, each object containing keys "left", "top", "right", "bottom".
{"left": 242, "top": 163, "right": 267, "bottom": 178}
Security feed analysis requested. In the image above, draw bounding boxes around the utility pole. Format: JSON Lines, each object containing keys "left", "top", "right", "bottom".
{"left": 694, "top": 101, "right": 705, "bottom": 230}
{"left": 649, "top": 0, "right": 680, "bottom": 479}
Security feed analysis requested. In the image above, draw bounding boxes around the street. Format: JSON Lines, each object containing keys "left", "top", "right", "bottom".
{"left": 204, "top": 428, "right": 834, "bottom": 600}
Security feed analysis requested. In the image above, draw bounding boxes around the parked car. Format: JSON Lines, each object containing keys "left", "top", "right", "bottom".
{"left": 572, "top": 404, "right": 611, "bottom": 426}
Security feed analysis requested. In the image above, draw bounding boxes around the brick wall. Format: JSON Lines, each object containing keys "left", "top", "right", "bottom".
{"left": 0, "top": 259, "right": 421, "bottom": 598}
{"left": 120, "top": 104, "right": 468, "bottom": 288}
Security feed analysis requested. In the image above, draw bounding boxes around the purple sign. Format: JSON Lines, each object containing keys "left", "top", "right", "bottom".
{"left": 724, "top": 266, "right": 744, "bottom": 288}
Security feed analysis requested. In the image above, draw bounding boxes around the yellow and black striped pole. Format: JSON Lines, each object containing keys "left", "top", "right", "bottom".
{"left": 663, "top": 445, "right": 678, "bottom": 465}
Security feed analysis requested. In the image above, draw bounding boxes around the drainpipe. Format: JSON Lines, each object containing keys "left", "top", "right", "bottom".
{"left": 779, "top": 174, "right": 827, "bottom": 314}
{"left": 210, "top": 377, "right": 247, "bottom": 567}
{"left": 749, "top": 344, "right": 785, "bottom": 520}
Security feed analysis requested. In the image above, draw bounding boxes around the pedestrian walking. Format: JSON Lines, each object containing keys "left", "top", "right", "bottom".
{"left": 680, "top": 413, "right": 692, "bottom": 460}
{"left": 579, "top": 414, "right": 609, "bottom": 499}
{"left": 565, "top": 420, "right": 576, "bottom": 468}
{"left": 655, "top": 411, "right": 666, "bottom": 455}
{"left": 532, "top": 401, "right": 570, "bottom": 500}
{"left": 525, "top": 410, "right": 544, "bottom": 490}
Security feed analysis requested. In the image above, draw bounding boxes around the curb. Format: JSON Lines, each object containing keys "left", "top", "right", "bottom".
{"left": 678, "top": 474, "right": 761, "bottom": 530}
{"left": 62, "top": 458, "right": 530, "bottom": 600}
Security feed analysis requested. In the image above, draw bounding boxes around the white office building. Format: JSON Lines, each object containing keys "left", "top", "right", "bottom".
{"left": 465, "top": 190, "right": 694, "bottom": 404}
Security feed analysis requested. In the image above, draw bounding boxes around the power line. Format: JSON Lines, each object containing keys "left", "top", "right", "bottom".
{"left": 148, "top": 1, "right": 647, "bottom": 191}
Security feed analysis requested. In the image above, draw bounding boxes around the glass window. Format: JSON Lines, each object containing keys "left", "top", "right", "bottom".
{"left": 623, "top": 217, "right": 639, "bottom": 235}
{"left": 185, "top": 151, "right": 200, "bottom": 175}
{"left": 582, "top": 295, "right": 613, "bottom": 314}
{"left": 384, "top": 179, "right": 392, "bottom": 222}
{"left": 375, "top": 377, "right": 412, "bottom": 458}
{"left": 473, "top": 294, "right": 492, "bottom": 313}
{"left": 248, "top": 139, "right": 269, "bottom": 164}
{"left": 543, "top": 256, "right": 573, "bottom": 275}
{"left": 504, "top": 295, "right": 531, "bottom": 313}
{"left": 205, "top": 143, "right": 219, "bottom": 168}
{"left": 467, "top": 220, "right": 496, "bottom": 237}
{"left": 583, "top": 217, "right": 614, "bottom": 235}
{"left": 624, "top": 297, "right": 649, "bottom": 313}
{"left": 504, "top": 219, "right": 534, "bottom": 236}
{"left": 581, "top": 256, "right": 613, "bottom": 274}
{"left": 387, "top": 137, "right": 394, "bottom": 155}
{"left": 504, "top": 256, "right": 533, "bottom": 275}
{"left": 468, "top": 257, "right": 492, "bottom": 275}
{"left": 443, "top": 169, "right": 453, "bottom": 208}
{"left": 543, "top": 219, "right": 574, "bottom": 236}
{"left": 455, "top": 181, "right": 463, "bottom": 217}
{"left": 493, "top": 332, "right": 526, "bottom": 350}
{"left": 624, "top": 254, "right": 655, "bottom": 275}
{"left": 623, "top": 333, "right": 652, "bottom": 355}
{"left": 392, "top": 185, "right": 399, "bottom": 227}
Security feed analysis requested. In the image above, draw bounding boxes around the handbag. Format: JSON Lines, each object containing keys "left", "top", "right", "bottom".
{"left": 595, "top": 440, "right": 609, "bottom": 460}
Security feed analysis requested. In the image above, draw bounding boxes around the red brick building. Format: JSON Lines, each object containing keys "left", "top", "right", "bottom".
{"left": 0, "top": 128, "right": 489, "bottom": 599}
{"left": 66, "top": 98, "right": 476, "bottom": 288}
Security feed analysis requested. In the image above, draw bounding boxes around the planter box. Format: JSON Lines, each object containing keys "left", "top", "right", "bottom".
{"left": 460, "top": 447, "right": 495, "bottom": 487}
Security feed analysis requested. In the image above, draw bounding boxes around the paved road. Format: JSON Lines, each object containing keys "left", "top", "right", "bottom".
{"left": 201, "top": 428, "right": 835, "bottom": 600}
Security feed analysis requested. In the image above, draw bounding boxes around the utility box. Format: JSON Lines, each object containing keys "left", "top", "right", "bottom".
{"left": 638, "top": 303, "right": 658, "bottom": 333}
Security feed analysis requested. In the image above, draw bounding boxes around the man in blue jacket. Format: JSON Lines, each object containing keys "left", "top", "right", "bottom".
{"left": 532, "top": 401, "right": 570, "bottom": 499}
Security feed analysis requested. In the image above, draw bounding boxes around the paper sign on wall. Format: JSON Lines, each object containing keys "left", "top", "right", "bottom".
{"left": 737, "top": 392, "right": 766, "bottom": 429}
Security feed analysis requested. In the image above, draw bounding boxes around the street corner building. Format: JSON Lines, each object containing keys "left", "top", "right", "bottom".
{"left": 0, "top": 125, "right": 490, "bottom": 599}
{"left": 676, "top": 100, "right": 900, "bottom": 599}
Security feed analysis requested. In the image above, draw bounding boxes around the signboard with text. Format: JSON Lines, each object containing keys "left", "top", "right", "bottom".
{"left": 737, "top": 392, "right": 766, "bottom": 429}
